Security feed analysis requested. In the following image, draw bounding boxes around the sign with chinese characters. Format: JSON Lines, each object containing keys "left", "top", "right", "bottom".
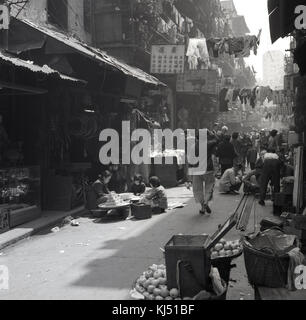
{"left": 176, "top": 69, "right": 218, "bottom": 94}
{"left": 0, "top": 5, "right": 9, "bottom": 30}
{"left": 150, "top": 45, "right": 185, "bottom": 74}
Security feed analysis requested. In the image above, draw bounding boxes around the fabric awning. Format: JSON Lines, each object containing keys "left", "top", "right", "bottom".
{"left": 0, "top": 51, "right": 86, "bottom": 84}
{"left": 13, "top": 18, "right": 166, "bottom": 87}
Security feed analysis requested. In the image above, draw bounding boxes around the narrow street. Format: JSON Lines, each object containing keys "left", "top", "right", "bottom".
{"left": 0, "top": 185, "right": 272, "bottom": 300}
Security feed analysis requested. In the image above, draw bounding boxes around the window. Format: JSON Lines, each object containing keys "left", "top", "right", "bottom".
{"left": 47, "top": 0, "right": 68, "bottom": 30}
{"left": 84, "top": 0, "right": 91, "bottom": 33}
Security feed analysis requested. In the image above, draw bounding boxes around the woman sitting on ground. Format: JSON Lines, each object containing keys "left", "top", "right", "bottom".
{"left": 86, "top": 171, "right": 129, "bottom": 219}
{"left": 86, "top": 170, "right": 112, "bottom": 211}
{"left": 140, "top": 176, "right": 168, "bottom": 214}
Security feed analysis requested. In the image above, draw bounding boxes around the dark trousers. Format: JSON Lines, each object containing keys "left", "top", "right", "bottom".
{"left": 221, "top": 163, "right": 232, "bottom": 176}
{"left": 260, "top": 160, "right": 280, "bottom": 201}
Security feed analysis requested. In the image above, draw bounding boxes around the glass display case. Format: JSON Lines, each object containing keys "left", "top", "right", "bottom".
{"left": 0, "top": 166, "right": 41, "bottom": 228}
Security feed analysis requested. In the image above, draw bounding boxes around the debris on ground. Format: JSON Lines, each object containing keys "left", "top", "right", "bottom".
{"left": 51, "top": 227, "right": 60, "bottom": 233}
{"left": 62, "top": 216, "right": 74, "bottom": 226}
{"left": 70, "top": 220, "right": 80, "bottom": 227}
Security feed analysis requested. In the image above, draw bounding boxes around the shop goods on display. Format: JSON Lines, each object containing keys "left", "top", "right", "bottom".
{"left": 130, "top": 263, "right": 226, "bottom": 301}
{"left": 210, "top": 238, "right": 243, "bottom": 259}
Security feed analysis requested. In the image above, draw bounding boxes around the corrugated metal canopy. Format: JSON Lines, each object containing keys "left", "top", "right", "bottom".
{"left": 16, "top": 18, "right": 166, "bottom": 87}
{"left": 0, "top": 50, "right": 86, "bottom": 83}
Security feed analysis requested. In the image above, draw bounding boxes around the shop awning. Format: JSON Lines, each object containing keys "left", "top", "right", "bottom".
{"left": 12, "top": 18, "right": 166, "bottom": 87}
{"left": 0, "top": 51, "right": 86, "bottom": 84}
{"left": 268, "top": 0, "right": 305, "bottom": 43}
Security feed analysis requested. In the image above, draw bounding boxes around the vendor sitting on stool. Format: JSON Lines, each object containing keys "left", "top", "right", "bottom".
{"left": 86, "top": 171, "right": 129, "bottom": 219}
{"left": 140, "top": 176, "right": 168, "bottom": 214}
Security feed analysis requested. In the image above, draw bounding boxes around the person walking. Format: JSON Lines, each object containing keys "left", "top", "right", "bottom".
{"left": 246, "top": 144, "right": 258, "bottom": 170}
{"left": 216, "top": 135, "right": 237, "bottom": 176}
{"left": 188, "top": 131, "right": 218, "bottom": 215}
{"left": 231, "top": 132, "right": 243, "bottom": 168}
{"left": 268, "top": 130, "right": 279, "bottom": 152}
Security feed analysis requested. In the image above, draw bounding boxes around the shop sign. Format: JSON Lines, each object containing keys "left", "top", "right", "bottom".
{"left": 150, "top": 45, "right": 185, "bottom": 74}
{"left": 176, "top": 69, "right": 218, "bottom": 95}
{"left": 0, "top": 5, "right": 9, "bottom": 30}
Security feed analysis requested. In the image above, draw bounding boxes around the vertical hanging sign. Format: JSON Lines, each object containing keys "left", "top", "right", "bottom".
{"left": 0, "top": 5, "right": 9, "bottom": 30}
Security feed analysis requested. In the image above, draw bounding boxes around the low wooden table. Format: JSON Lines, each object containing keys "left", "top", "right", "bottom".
{"left": 255, "top": 286, "right": 306, "bottom": 300}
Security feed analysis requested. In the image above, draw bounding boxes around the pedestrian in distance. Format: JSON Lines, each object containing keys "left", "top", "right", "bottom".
{"left": 246, "top": 144, "right": 258, "bottom": 170}
{"left": 216, "top": 134, "right": 237, "bottom": 176}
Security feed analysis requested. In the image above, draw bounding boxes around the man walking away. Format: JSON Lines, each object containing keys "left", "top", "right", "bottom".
{"left": 231, "top": 132, "right": 243, "bottom": 169}
{"left": 247, "top": 144, "right": 258, "bottom": 170}
{"left": 188, "top": 131, "right": 219, "bottom": 215}
{"left": 216, "top": 135, "right": 237, "bottom": 176}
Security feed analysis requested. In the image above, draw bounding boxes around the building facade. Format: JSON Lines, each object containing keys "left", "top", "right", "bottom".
{"left": 263, "top": 50, "right": 285, "bottom": 90}
{"left": 11, "top": 0, "right": 93, "bottom": 44}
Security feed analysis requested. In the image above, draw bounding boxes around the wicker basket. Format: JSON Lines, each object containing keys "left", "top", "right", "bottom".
{"left": 131, "top": 203, "right": 152, "bottom": 220}
{"left": 243, "top": 240, "right": 290, "bottom": 288}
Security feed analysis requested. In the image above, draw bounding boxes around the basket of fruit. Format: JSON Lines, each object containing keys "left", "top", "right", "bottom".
{"left": 130, "top": 264, "right": 228, "bottom": 301}
{"left": 130, "top": 264, "right": 181, "bottom": 301}
{"left": 210, "top": 239, "right": 243, "bottom": 285}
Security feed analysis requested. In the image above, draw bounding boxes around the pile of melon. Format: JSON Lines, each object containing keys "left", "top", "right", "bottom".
{"left": 210, "top": 239, "right": 243, "bottom": 259}
{"left": 133, "top": 264, "right": 183, "bottom": 300}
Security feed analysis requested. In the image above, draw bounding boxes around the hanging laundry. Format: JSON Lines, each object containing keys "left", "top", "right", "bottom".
{"left": 219, "top": 88, "right": 229, "bottom": 112}
{"left": 250, "top": 87, "right": 258, "bottom": 109}
{"left": 206, "top": 38, "right": 222, "bottom": 58}
{"left": 225, "top": 88, "right": 234, "bottom": 102}
{"left": 188, "top": 55, "right": 198, "bottom": 70}
{"left": 186, "top": 38, "right": 210, "bottom": 70}
{"left": 228, "top": 37, "right": 245, "bottom": 56}
{"left": 206, "top": 34, "right": 260, "bottom": 59}
{"left": 232, "top": 89, "right": 241, "bottom": 102}
{"left": 196, "top": 39, "right": 210, "bottom": 66}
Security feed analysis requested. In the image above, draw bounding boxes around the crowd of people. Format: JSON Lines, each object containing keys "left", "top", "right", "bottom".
{"left": 187, "top": 124, "right": 294, "bottom": 215}
{"left": 85, "top": 124, "right": 294, "bottom": 218}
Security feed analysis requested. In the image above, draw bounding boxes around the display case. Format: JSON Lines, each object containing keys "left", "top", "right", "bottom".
{"left": 0, "top": 166, "right": 41, "bottom": 228}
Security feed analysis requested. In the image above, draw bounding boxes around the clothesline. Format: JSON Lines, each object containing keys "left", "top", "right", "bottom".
{"left": 219, "top": 85, "right": 273, "bottom": 112}
{"left": 186, "top": 31, "right": 262, "bottom": 71}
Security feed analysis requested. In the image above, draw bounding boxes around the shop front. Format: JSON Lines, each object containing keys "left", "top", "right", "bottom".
{"left": 0, "top": 51, "right": 86, "bottom": 233}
